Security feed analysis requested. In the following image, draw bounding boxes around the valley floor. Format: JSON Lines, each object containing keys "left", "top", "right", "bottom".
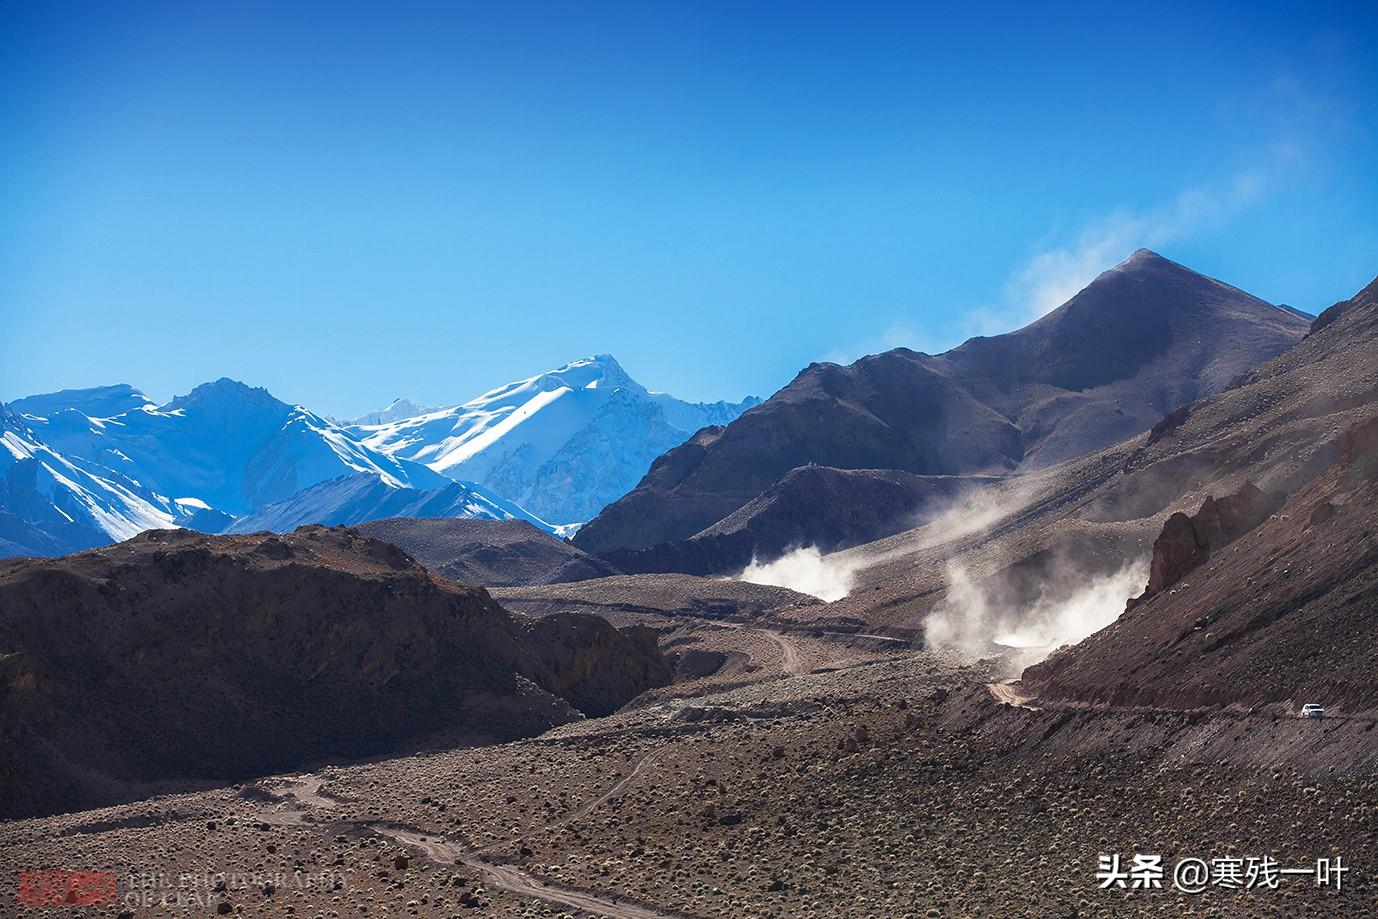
{"left": 3, "top": 621, "right": 1375, "bottom": 919}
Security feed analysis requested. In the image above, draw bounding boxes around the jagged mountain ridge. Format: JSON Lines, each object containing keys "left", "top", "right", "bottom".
{"left": 2, "top": 379, "right": 494, "bottom": 556}
{"left": 18, "top": 378, "right": 448, "bottom": 518}
{"left": 3, "top": 360, "right": 758, "bottom": 557}
{"left": 0, "top": 402, "right": 185, "bottom": 556}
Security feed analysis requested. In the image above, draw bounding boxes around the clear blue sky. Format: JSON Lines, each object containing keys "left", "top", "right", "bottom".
{"left": 3, "top": 1, "right": 1376, "bottom": 416}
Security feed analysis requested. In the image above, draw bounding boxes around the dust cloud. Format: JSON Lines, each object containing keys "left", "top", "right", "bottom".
{"left": 736, "top": 546, "right": 862, "bottom": 602}
{"left": 924, "top": 557, "right": 1149, "bottom": 674}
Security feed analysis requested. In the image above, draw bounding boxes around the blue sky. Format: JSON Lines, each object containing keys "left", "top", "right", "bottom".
{"left": 3, "top": 1, "right": 1376, "bottom": 416}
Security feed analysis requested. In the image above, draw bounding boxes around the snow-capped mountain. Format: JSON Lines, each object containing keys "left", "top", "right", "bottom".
{"left": 342, "top": 397, "right": 440, "bottom": 427}
{"left": 227, "top": 472, "right": 555, "bottom": 534}
{"left": 2, "top": 362, "right": 757, "bottom": 556}
{"left": 16, "top": 378, "right": 449, "bottom": 518}
{"left": 0, "top": 401, "right": 180, "bottom": 556}
{"left": 347, "top": 355, "right": 761, "bottom": 525}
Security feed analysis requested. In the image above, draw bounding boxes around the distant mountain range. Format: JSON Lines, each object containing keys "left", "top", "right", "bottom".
{"left": 1, "top": 358, "right": 758, "bottom": 557}
{"left": 345, "top": 355, "right": 761, "bottom": 525}
{"left": 575, "top": 250, "right": 1313, "bottom": 572}
{"left": 3, "top": 253, "right": 1320, "bottom": 562}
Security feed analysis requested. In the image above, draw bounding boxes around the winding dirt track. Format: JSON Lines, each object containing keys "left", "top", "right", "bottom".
{"left": 257, "top": 751, "right": 686, "bottom": 918}
{"left": 764, "top": 629, "right": 807, "bottom": 677}
{"left": 380, "top": 824, "right": 678, "bottom": 919}
{"left": 247, "top": 619, "right": 868, "bottom": 914}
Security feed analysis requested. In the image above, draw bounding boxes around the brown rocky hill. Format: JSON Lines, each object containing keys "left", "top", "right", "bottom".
{"left": 576, "top": 250, "right": 1308, "bottom": 571}
{"left": 1023, "top": 413, "right": 1378, "bottom": 712}
{"left": 356, "top": 517, "right": 620, "bottom": 587}
{"left": 822, "top": 271, "right": 1378, "bottom": 646}
{"left": 0, "top": 526, "right": 668, "bottom": 818}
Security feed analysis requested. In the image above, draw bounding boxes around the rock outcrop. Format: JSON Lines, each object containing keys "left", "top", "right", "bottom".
{"left": 0, "top": 526, "right": 669, "bottom": 818}
{"left": 1132, "top": 481, "right": 1281, "bottom": 604}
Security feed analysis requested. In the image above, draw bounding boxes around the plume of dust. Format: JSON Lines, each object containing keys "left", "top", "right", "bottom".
{"left": 924, "top": 557, "right": 1149, "bottom": 676}
{"left": 911, "top": 479, "right": 1039, "bottom": 550}
{"left": 736, "top": 546, "right": 862, "bottom": 602}
{"left": 755, "top": 476, "right": 1045, "bottom": 593}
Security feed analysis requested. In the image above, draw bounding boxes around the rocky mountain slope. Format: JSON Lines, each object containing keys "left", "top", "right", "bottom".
{"left": 598, "top": 467, "right": 998, "bottom": 575}
{"left": 356, "top": 517, "right": 620, "bottom": 587}
{"left": 817, "top": 270, "right": 1378, "bottom": 663}
{"left": 1022, "top": 292, "right": 1378, "bottom": 711}
{"left": 349, "top": 355, "right": 759, "bottom": 525}
{"left": 575, "top": 251, "right": 1309, "bottom": 570}
{"left": 0, "top": 526, "right": 669, "bottom": 818}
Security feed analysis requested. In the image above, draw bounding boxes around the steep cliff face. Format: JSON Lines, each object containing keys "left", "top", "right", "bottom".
{"left": 0, "top": 526, "right": 668, "bottom": 818}
{"left": 523, "top": 619, "right": 669, "bottom": 716}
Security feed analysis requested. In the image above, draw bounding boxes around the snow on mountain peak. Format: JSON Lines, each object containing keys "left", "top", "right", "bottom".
{"left": 345, "top": 397, "right": 441, "bottom": 427}
{"left": 3, "top": 359, "right": 758, "bottom": 556}
{"left": 348, "top": 356, "right": 759, "bottom": 524}
{"left": 10, "top": 384, "right": 155, "bottom": 421}
{"left": 13, "top": 378, "right": 446, "bottom": 522}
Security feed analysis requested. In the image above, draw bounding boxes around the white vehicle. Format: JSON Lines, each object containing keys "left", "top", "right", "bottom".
{"left": 1300, "top": 703, "right": 1325, "bottom": 719}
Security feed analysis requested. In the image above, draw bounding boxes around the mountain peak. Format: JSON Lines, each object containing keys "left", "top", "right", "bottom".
{"left": 166, "top": 378, "right": 283, "bottom": 412}
{"left": 538, "top": 354, "right": 641, "bottom": 394}
{"left": 346, "top": 397, "right": 440, "bottom": 427}
{"left": 1111, "top": 248, "right": 1179, "bottom": 273}
{"left": 587, "top": 354, "right": 637, "bottom": 388}
{"left": 10, "top": 384, "right": 154, "bottom": 420}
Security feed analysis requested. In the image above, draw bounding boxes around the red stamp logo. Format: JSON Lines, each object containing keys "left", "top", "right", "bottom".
{"left": 17, "top": 871, "right": 117, "bottom": 906}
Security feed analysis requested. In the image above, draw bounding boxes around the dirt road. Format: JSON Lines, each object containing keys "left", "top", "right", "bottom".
{"left": 377, "top": 748, "right": 683, "bottom": 919}
{"left": 765, "top": 629, "right": 807, "bottom": 676}
{"left": 258, "top": 749, "right": 685, "bottom": 918}
{"left": 375, "top": 825, "right": 681, "bottom": 919}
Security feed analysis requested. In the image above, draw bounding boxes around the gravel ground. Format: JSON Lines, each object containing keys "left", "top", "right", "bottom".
{"left": 4, "top": 647, "right": 1375, "bottom": 918}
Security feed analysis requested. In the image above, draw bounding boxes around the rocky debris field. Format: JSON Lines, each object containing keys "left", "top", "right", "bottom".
{"left": 4, "top": 645, "right": 1375, "bottom": 918}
